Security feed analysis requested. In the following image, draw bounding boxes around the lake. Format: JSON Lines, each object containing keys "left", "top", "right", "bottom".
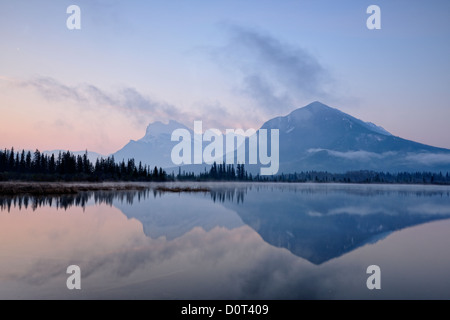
{"left": 1, "top": 182, "right": 450, "bottom": 299}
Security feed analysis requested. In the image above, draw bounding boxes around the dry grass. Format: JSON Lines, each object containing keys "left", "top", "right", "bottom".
{"left": 0, "top": 182, "right": 148, "bottom": 195}
{"left": 0, "top": 182, "right": 214, "bottom": 196}
{"left": 154, "top": 186, "right": 211, "bottom": 193}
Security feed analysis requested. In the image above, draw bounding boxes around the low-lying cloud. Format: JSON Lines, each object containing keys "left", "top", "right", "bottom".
{"left": 308, "top": 148, "right": 396, "bottom": 161}
{"left": 405, "top": 153, "right": 450, "bottom": 165}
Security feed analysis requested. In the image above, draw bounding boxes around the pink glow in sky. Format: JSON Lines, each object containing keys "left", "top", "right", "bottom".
{"left": 1, "top": 1, "right": 450, "bottom": 153}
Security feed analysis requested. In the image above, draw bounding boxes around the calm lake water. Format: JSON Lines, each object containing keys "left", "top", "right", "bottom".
{"left": 1, "top": 182, "right": 450, "bottom": 299}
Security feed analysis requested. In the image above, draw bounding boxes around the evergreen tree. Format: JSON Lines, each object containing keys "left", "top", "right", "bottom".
{"left": 49, "top": 154, "right": 56, "bottom": 174}
{"left": 33, "top": 149, "right": 41, "bottom": 173}
{"left": 8, "top": 147, "right": 15, "bottom": 170}
{"left": 20, "top": 150, "right": 26, "bottom": 172}
{"left": 25, "top": 151, "right": 32, "bottom": 172}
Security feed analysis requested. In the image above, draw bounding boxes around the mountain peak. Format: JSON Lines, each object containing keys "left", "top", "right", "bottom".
{"left": 113, "top": 119, "right": 191, "bottom": 168}
{"left": 297, "top": 101, "right": 342, "bottom": 116}
{"left": 304, "top": 101, "right": 333, "bottom": 110}
{"left": 284, "top": 101, "right": 391, "bottom": 136}
{"left": 144, "top": 120, "right": 188, "bottom": 139}
{"left": 112, "top": 101, "right": 450, "bottom": 173}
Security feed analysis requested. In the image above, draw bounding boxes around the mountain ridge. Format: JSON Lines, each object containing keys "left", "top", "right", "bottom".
{"left": 112, "top": 101, "right": 450, "bottom": 173}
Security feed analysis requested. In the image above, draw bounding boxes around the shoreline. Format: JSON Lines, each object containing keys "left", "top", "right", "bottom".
{"left": 0, "top": 181, "right": 150, "bottom": 195}
{"left": 0, "top": 180, "right": 450, "bottom": 196}
{"left": 0, "top": 181, "right": 213, "bottom": 195}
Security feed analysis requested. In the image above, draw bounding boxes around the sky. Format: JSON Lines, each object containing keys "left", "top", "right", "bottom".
{"left": 0, "top": 0, "right": 449, "bottom": 155}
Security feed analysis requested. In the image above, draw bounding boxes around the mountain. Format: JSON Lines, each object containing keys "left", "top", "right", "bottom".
{"left": 113, "top": 120, "right": 192, "bottom": 168}
{"left": 259, "top": 101, "right": 450, "bottom": 173}
{"left": 113, "top": 120, "right": 245, "bottom": 173}
{"left": 112, "top": 102, "right": 450, "bottom": 173}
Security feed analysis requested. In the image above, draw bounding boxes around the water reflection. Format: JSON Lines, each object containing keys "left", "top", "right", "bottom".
{"left": 1, "top": 184, "right": 450, "bottom": 265}
{"left": 0, "top": 187, "right": 247, "bottom": 212}
{"left": 220, "top": 184, "right": 450, "bottom": 264}
{"left": 0, "top": 190, "right": 152, "bottom": 211}
{"left": 1, "top": 183, "right": 450, "bottom": 299}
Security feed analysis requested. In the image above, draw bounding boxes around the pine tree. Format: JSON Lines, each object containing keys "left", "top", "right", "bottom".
{"left": 76, "top": 155, "right": 83, "bottom": 174}
{"left": 8, "top": 147, "right": 15, "bottom": 170}
{"left": 33, "top": 149, "right": 41, "bottom": 173}
{"left": 83, "top": 150, "right": 91, "bottom": 174}
{"left": 49, "top": 154, "right": 56, "bottom": 174}
{"left": 20, "top": 150, "right": 26, "bottom": 172}
{"left": 15, "top": 152, "right": 20, "bottom": 172}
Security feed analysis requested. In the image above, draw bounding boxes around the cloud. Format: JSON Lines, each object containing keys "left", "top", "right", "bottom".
{"left": 308, "top": 148, "right": 396, "bottom": 161}
{"left": 405, "top": 153, "right": 450, "bottom": 165}
{"left": 408, "top": 203, "right": 450, "bottom": 215}
{"left": 16, "top": 76, "right": 180, "bottom": 126}
{"left": 241, "top": 74, "right": 291, "bottom": 112}
{"left": 12, "top": 76, "right": 255, "bottom": 131}
{"left": 211, "top": 26, "right": 332, "bottom": 112}
{"left": 20, "top": 77, "right": 88, "bottom": 103}
{"left": 308, "top": 149, "right": 450, "bottom": 166}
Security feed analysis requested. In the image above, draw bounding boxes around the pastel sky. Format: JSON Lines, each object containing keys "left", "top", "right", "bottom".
{"left": 1, "top": 0, "right": 449, "bottom": 154}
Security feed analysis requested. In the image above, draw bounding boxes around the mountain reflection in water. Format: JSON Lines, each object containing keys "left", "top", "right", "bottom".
{"left": 2, "top": 183, "right": 450, "bottom": 266}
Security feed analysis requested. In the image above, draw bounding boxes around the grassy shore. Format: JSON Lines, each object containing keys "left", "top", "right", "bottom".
{"left": 0, "top": 181, "right": 150, "bottom": 195}
{"left": 154, "top": 186, "right": 211, "bottom": 193}
{"left": 0, "top": 181, "right": 213, "bottom": 196}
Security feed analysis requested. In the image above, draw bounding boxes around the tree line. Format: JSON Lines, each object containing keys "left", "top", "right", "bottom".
{"left": 176, "top": 162, "right": 251, "bottom": 181}
{"left": 0, "top": 148, "right": 253, "bottom": 182}
{"left": 259, "top": 170, "right": 450, "bottom": 185}
{"left": 1, "top": 147, "right": 449, "bottom": 184}
{"left": 0, "top": 148, "right": 167, "bottom": 181}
